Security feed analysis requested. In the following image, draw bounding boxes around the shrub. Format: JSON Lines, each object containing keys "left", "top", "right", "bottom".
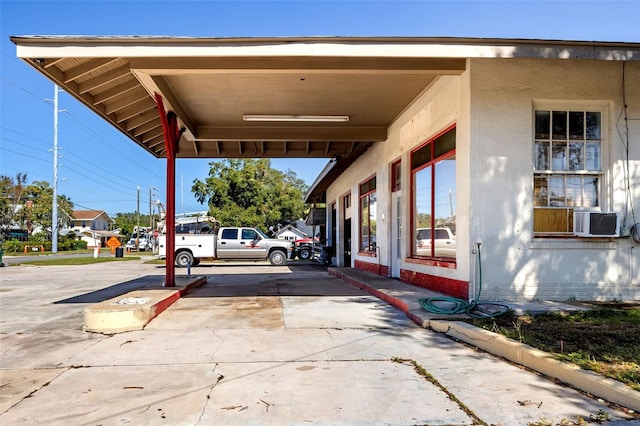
{"left": 2, "top": 239, "right": 23, "bottom": 253}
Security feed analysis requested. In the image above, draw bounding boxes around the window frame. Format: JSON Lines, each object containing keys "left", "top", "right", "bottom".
{"left": 391, "top": 159, "right": 401, "bottom": 192}
{"left": 532, "top": 102, "right": 608, "bottom": 237}
{"left": 358, "top": 175, "right": 377, "bottom": 254}
{"left": 410, "top": 124, "right": 457, "bottom": 262}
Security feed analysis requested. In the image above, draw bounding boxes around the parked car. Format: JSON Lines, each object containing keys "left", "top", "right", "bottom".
{"left": 415, "top": 227, "right": 456, "bottom": 258}
{"left": 126, "top": 233, "right": 150, "bottom": 251}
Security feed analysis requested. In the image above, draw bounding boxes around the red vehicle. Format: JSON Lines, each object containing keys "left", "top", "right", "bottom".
{"left": 292, "top": 237, "right": 317, "bottom": 260}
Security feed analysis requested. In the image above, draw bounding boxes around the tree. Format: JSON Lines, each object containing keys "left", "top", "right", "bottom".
{"left": 0, "top": 173, "right": 28, "bottom": 234}
{"left": 192, "top": 159, "right": 308, "bottom": 232}
{"left": 0, "top": 174, "right": 74, "bottom": 239}
{"left": 113, "top": 212, "right": 154, "bottom": 236}
{"left": 23, "top": 180, "right": 74, "bottom": 236}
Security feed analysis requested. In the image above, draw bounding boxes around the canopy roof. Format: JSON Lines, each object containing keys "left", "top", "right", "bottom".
{"left": 11, "top": 36, "right": 639, "bottom": 200}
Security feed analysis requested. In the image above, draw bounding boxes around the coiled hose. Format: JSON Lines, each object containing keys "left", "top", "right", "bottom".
{"left": 418, "top": 243, "right": 510, "bottom": 318}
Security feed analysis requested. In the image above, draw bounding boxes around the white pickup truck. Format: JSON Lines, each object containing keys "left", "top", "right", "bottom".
{"left": 157, "top": 226, "right": 293, "bottom": 267}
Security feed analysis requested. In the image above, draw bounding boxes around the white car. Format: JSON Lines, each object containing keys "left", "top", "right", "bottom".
{"left": 126, "top": 235, "right": 150, "bottom": 251}
{"left": 415, "top": 227, "right": 456, "bottom": 258}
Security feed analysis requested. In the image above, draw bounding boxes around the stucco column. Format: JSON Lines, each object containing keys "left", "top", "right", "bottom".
{"left": 335, "top": 197, "right": 344, "bottom": 267}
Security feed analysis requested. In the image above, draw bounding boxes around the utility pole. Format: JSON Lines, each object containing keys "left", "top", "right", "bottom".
{"left": 52, "top": 85, "right": 60, "bottom": 253}
{"left": 149, "top": 187, "right": 155, "bottom": 229}
{"left": 449, "top": 189, "right": 454, "bottom": 221}
{"left": 136, "top": 186, "right": 140, "bottom": 250}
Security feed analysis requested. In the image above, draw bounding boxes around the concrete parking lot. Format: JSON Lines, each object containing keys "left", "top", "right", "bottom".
{"left": 0, "top": 259, "right": 637, "bottom": 425}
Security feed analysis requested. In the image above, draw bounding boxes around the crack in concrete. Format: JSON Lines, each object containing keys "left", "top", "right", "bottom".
{"left": 195, "top": 364, "right": 225, "bottom": 425}
{"left": 208, "top": 330, "right": 225, "bottom": 363}
{"left": 391, "top": 357, "right": 487, "bottom": 426}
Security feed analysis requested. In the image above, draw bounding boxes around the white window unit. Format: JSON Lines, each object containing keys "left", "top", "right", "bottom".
{"left": 573, "top": 211, "right": 619, "bottom": 237}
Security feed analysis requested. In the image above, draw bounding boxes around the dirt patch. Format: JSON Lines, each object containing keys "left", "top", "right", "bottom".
{"left": 465, "top": 304, "right": 640, "bottom": 392}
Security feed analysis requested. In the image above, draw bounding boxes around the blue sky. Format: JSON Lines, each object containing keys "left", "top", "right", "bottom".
{"left": 1, "top": 0, "right": 639, "bottom": 217}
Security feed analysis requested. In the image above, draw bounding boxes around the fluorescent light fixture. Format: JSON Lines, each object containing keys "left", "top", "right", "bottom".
{"left": 243, "top": 114, "right": 349, "bottom": 122}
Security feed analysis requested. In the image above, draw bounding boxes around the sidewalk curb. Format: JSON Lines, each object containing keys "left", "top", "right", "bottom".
{"left": 429, "top": 320, "right": 640, "bottom": 412}
{"left": 329, "top": 268, "right": 640, "bottom": 412}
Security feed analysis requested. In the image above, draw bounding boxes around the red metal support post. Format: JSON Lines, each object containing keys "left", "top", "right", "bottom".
{"left": 155, "top": 93, "right": 181, "bottom": 287}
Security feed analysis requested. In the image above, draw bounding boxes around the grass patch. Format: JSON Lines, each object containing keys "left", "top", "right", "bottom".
{"left": 465, "top": 304, "right": 640, "bottom": 391}
{"left": 9, "top": 248, "right": 98, "bottom": 256}
{"left": 13, "top": 256, "right": 141, "bottom": 266}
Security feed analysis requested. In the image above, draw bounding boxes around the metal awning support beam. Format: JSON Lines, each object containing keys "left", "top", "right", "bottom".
{"left": 155, "top": 93, "right": 184, "bottom": 287}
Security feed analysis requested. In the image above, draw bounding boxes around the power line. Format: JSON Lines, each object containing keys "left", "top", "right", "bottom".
{"left": 60, "top": 159, "right": 136, "bottom": 198}
{"left": 0, "top": 76, "right": 52, "bottom": 106}
{"left": 0, "top": 126, "right": 51, "bottom": 147}
{"left": 0, "top": 146, "right": 50, "bottom": 163}
{"left": 2, "top": 74, "right": 166, "bottom": 181}
{"left": 1, "top": 137, "right": 165, "bottom": 199}
{"left": 62, "top": 150, "right": 164, "bottom": 195}
{"left": 62, "top": 106, "right": 166, "bottom": 181}
{"left": 2, "top": 68, "right": 204, "bottom": 212}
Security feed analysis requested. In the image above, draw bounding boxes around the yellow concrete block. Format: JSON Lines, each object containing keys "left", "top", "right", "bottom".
{"left": 83, "top": 289, "right": 180, "bottom": 334}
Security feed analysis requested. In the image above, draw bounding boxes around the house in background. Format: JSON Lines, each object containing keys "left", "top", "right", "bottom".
{"left": 68, "top": 210, "right": 118, "bottom": 248}
{"left": 275, "top": 225, "right": 308, "bottom": 241}
{"left": 293, "top": 219, "right": 314, "bottom": 238}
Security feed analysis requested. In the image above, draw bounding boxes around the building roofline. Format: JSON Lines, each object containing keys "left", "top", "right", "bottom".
{"left": 10, "top": 35, "right": 640, "bottom": 48}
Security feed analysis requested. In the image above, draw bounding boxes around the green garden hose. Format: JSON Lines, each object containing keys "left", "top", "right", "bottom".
{"left": 418, "top": 243, "right": 510, "bottom": 318}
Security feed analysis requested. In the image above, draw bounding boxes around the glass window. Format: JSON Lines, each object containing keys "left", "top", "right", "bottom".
{"left": 221, "top": 228, "right": 238, "bottom": 240}
{"left": 534, "top": 141, "right": 549, "bottom": 170}
{"left": 242, "top": 229, "right": 259, "bottom": 240}
{"left": 391, "top": 160, "right": 401, "bottom": 192}
{"left": 533, "top": 109, "right": 603, "bottom": 235}
{"left": 359, "top": 176, "right": 377, "bottom": 252}
{"left": 411, "top": 126, "right": 456, "bottom": 261}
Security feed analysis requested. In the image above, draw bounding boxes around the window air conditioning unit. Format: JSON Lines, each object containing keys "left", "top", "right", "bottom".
{"left": 573, "top": 211, "right": 620, "bottom": 237}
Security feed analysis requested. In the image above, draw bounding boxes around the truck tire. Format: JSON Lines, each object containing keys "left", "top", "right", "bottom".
{"left": 268, "top": 250, "right": 287, "bottom": 266}
{"left": 175, "top": 251, "right": 193, "bottom": 268}
{"left": 298, "top": 247, "right": 311, "bottom": 260}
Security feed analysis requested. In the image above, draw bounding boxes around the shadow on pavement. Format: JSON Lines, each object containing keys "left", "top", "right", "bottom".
{"left": 54, "top": 275, "right": 166, "bottom": 304}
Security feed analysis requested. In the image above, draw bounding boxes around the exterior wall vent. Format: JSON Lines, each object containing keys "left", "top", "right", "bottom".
{"left": 573, "top": 211, "right": 620, "bottom": 237}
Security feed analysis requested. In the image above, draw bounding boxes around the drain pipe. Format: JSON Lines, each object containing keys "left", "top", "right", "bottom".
{"left": 471, "top": 242, "right": 482, "bottom": 303}
{"left": 471, "top": 244, "right": 477, "bottom": 303}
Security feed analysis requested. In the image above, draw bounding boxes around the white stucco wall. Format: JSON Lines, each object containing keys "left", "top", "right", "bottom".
{"left": 325, "top": 58, "right": 640, "bottom": 302}
{"left": 326, "top": 75, "right": 469, "bottom": 281}
{"left": 469, "top": 58, "right": 640, "bottom": 301}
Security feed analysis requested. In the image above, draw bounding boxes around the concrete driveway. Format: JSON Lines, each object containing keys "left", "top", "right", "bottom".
{"left": 0, "top": 259, "right": 636, "bottom": 425}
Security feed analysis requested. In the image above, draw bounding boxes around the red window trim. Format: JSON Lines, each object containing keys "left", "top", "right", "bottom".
{"left": 410, "top": 123, "right": 457, "bottom": 261}
{"left": 391, "top": 159, "right": 401, "bottom": 192}
{"left": 359, "top": 175, "right": 377, "bottom": 254}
